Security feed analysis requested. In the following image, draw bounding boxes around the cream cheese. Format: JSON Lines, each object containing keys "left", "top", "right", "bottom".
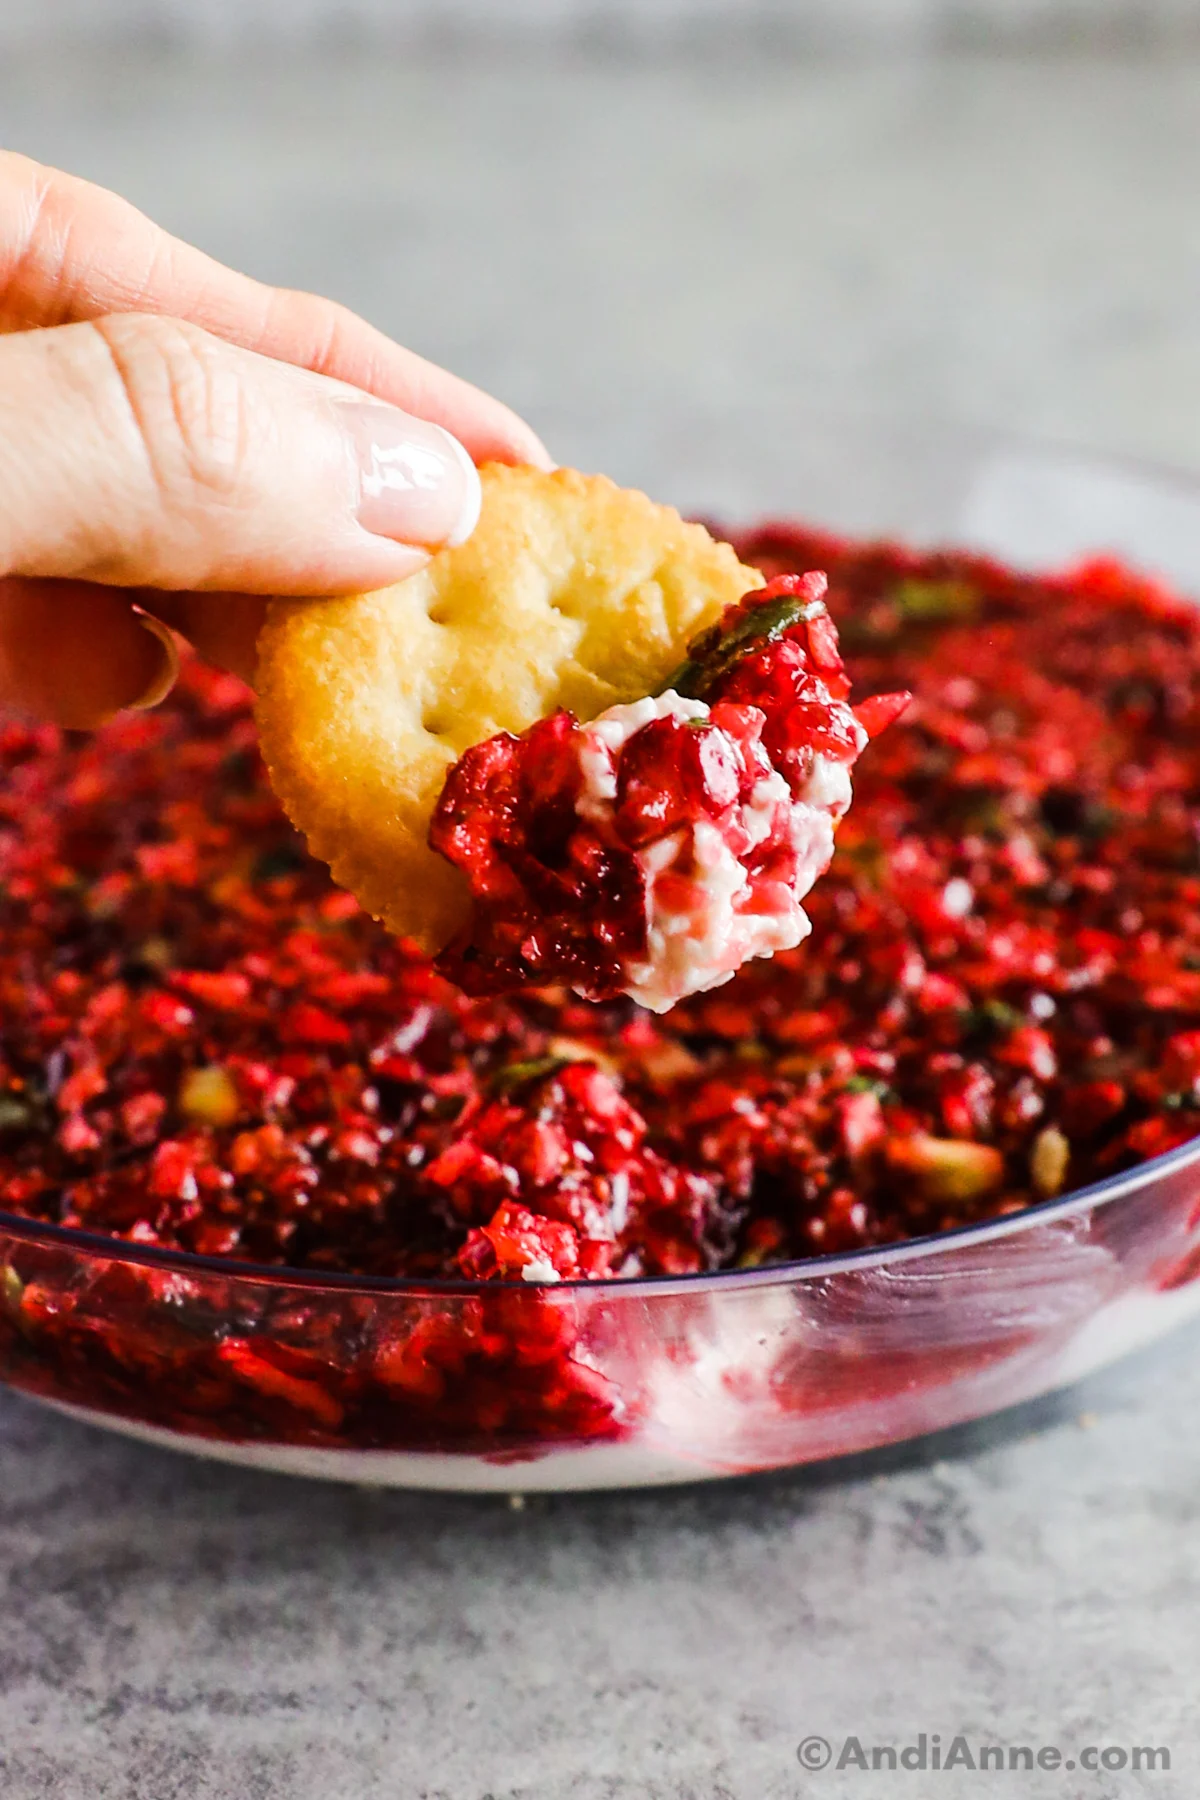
{"left": 573, "top": 690, "right": 854, "bottom": 1015}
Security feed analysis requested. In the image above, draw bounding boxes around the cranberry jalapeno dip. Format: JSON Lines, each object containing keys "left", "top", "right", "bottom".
{"left": 3, "top": 524, "right": 1200, "bottom": 1476}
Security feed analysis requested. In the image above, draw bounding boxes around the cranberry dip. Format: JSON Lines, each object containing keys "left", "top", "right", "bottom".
{"left": 1, "top": 527, "right": 1199, "bottom": 1293}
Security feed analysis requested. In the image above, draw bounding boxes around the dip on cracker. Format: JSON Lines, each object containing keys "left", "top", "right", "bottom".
{"left": 256, "top": 465, "right": 905, "bottom": 1011}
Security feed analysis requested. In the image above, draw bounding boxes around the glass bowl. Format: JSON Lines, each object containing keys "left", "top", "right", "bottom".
{"left": 5, "top": 417, "right": 1200, "bottom": 1492}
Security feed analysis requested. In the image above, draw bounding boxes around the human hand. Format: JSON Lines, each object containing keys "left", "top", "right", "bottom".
{"left": 0, "top": 151, "right": 550, "bottom": 727}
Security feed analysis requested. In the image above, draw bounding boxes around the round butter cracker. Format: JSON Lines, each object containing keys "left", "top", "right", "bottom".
{"left": 255, "top": 464, "right": 762, "bottom": 951}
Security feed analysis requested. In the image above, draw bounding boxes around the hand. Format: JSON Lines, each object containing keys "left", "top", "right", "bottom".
{"left": 0, "top": 152, "right": 551, "bottom": 727}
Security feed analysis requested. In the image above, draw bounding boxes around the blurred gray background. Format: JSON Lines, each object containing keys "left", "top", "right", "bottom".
{"left": 4, "top": 9, "right": 1200, "bottom": 1799}
{"left": 4, "top": 0, "right": 1200, "bottom": 48}
{"left": 3, "top": 2, "right": 1200, "bottom": 496}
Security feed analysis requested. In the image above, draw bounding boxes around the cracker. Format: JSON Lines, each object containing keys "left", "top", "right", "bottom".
{"left": 255, "top": 464, "right": 762, "bottom": 950}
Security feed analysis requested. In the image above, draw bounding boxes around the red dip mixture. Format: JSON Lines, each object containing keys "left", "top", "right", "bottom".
{"left": 3, "top": 529, "right": 1200, "bottom": 1294}
{"left": 431, "top": 573, "right": 906, "bottom": 1012}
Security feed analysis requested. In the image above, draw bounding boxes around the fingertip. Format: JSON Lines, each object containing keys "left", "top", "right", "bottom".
{"left": 491, "top": 411, "right": 556, "bottom": 474}
{"left": 522, "top": 416, "right": 557, "bottom": 472}
{"left": 522, "top": 437, "right": 557, "bottom": 474}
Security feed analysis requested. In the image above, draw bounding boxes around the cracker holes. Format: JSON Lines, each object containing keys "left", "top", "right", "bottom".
{"left": 547, "top": 585, "right": 587, "bottom": 621}
{"left": 422, "top": 710, "right": 453, "bottom": 738}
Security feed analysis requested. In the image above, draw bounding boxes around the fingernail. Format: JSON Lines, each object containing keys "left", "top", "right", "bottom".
{"left": 339, "top": 405, "right": 483, "bottom": 550}
{"left": 130, "top": 614, "right": 180, "bottom": 711}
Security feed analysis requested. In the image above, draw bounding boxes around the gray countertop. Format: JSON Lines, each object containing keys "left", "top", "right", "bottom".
{"left": 2, "top": 42, "right": 1200, "bottom": 1798}
{"left": 3, "top": 1343, "right": 1200, "bottom": 1799}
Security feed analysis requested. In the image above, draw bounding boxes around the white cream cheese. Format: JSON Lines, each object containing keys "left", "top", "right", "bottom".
{"left": 573, "top": 690, "right": 855, "bottom": 1015}
{"left": 520, "top": 1257, "right": 562, "bottom": 1284}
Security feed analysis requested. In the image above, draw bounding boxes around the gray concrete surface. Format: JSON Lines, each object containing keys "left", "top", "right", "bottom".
{"left": 2, "top": 1341, "right": 1200, "bottom": 1800}
{"left": 2, "top": 44, "right": 1200, "bottom": 1799}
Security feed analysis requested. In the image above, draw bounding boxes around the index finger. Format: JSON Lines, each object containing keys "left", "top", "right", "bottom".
{"left": 0, "top": 151, "right": 550, "bottom": 470}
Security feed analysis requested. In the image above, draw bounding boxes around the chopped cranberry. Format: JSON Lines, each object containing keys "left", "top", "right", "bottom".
{"left": 614, "top": 715, "right": 743, "bottom": 846}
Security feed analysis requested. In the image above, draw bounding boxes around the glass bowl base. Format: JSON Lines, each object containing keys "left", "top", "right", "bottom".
{"left": 24, "top": 1277, "right": 1200, "bottom": 1492}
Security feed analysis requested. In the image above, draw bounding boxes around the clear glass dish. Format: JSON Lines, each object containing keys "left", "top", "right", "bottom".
{"left": 5, "top": 417, "right": 1200, "bottom": 1492}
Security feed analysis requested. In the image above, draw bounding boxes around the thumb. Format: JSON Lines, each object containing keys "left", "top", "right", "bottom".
{"left": 0, "top": 313, "right": 482, "bottom": 594}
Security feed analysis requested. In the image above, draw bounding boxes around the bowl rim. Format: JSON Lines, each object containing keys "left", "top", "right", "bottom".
{"left": 2, "top": 1130, "right": 1200, "bottom": 1299}
{"left": 6, "top": 423, "right": 1200, "bottom": 1302}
